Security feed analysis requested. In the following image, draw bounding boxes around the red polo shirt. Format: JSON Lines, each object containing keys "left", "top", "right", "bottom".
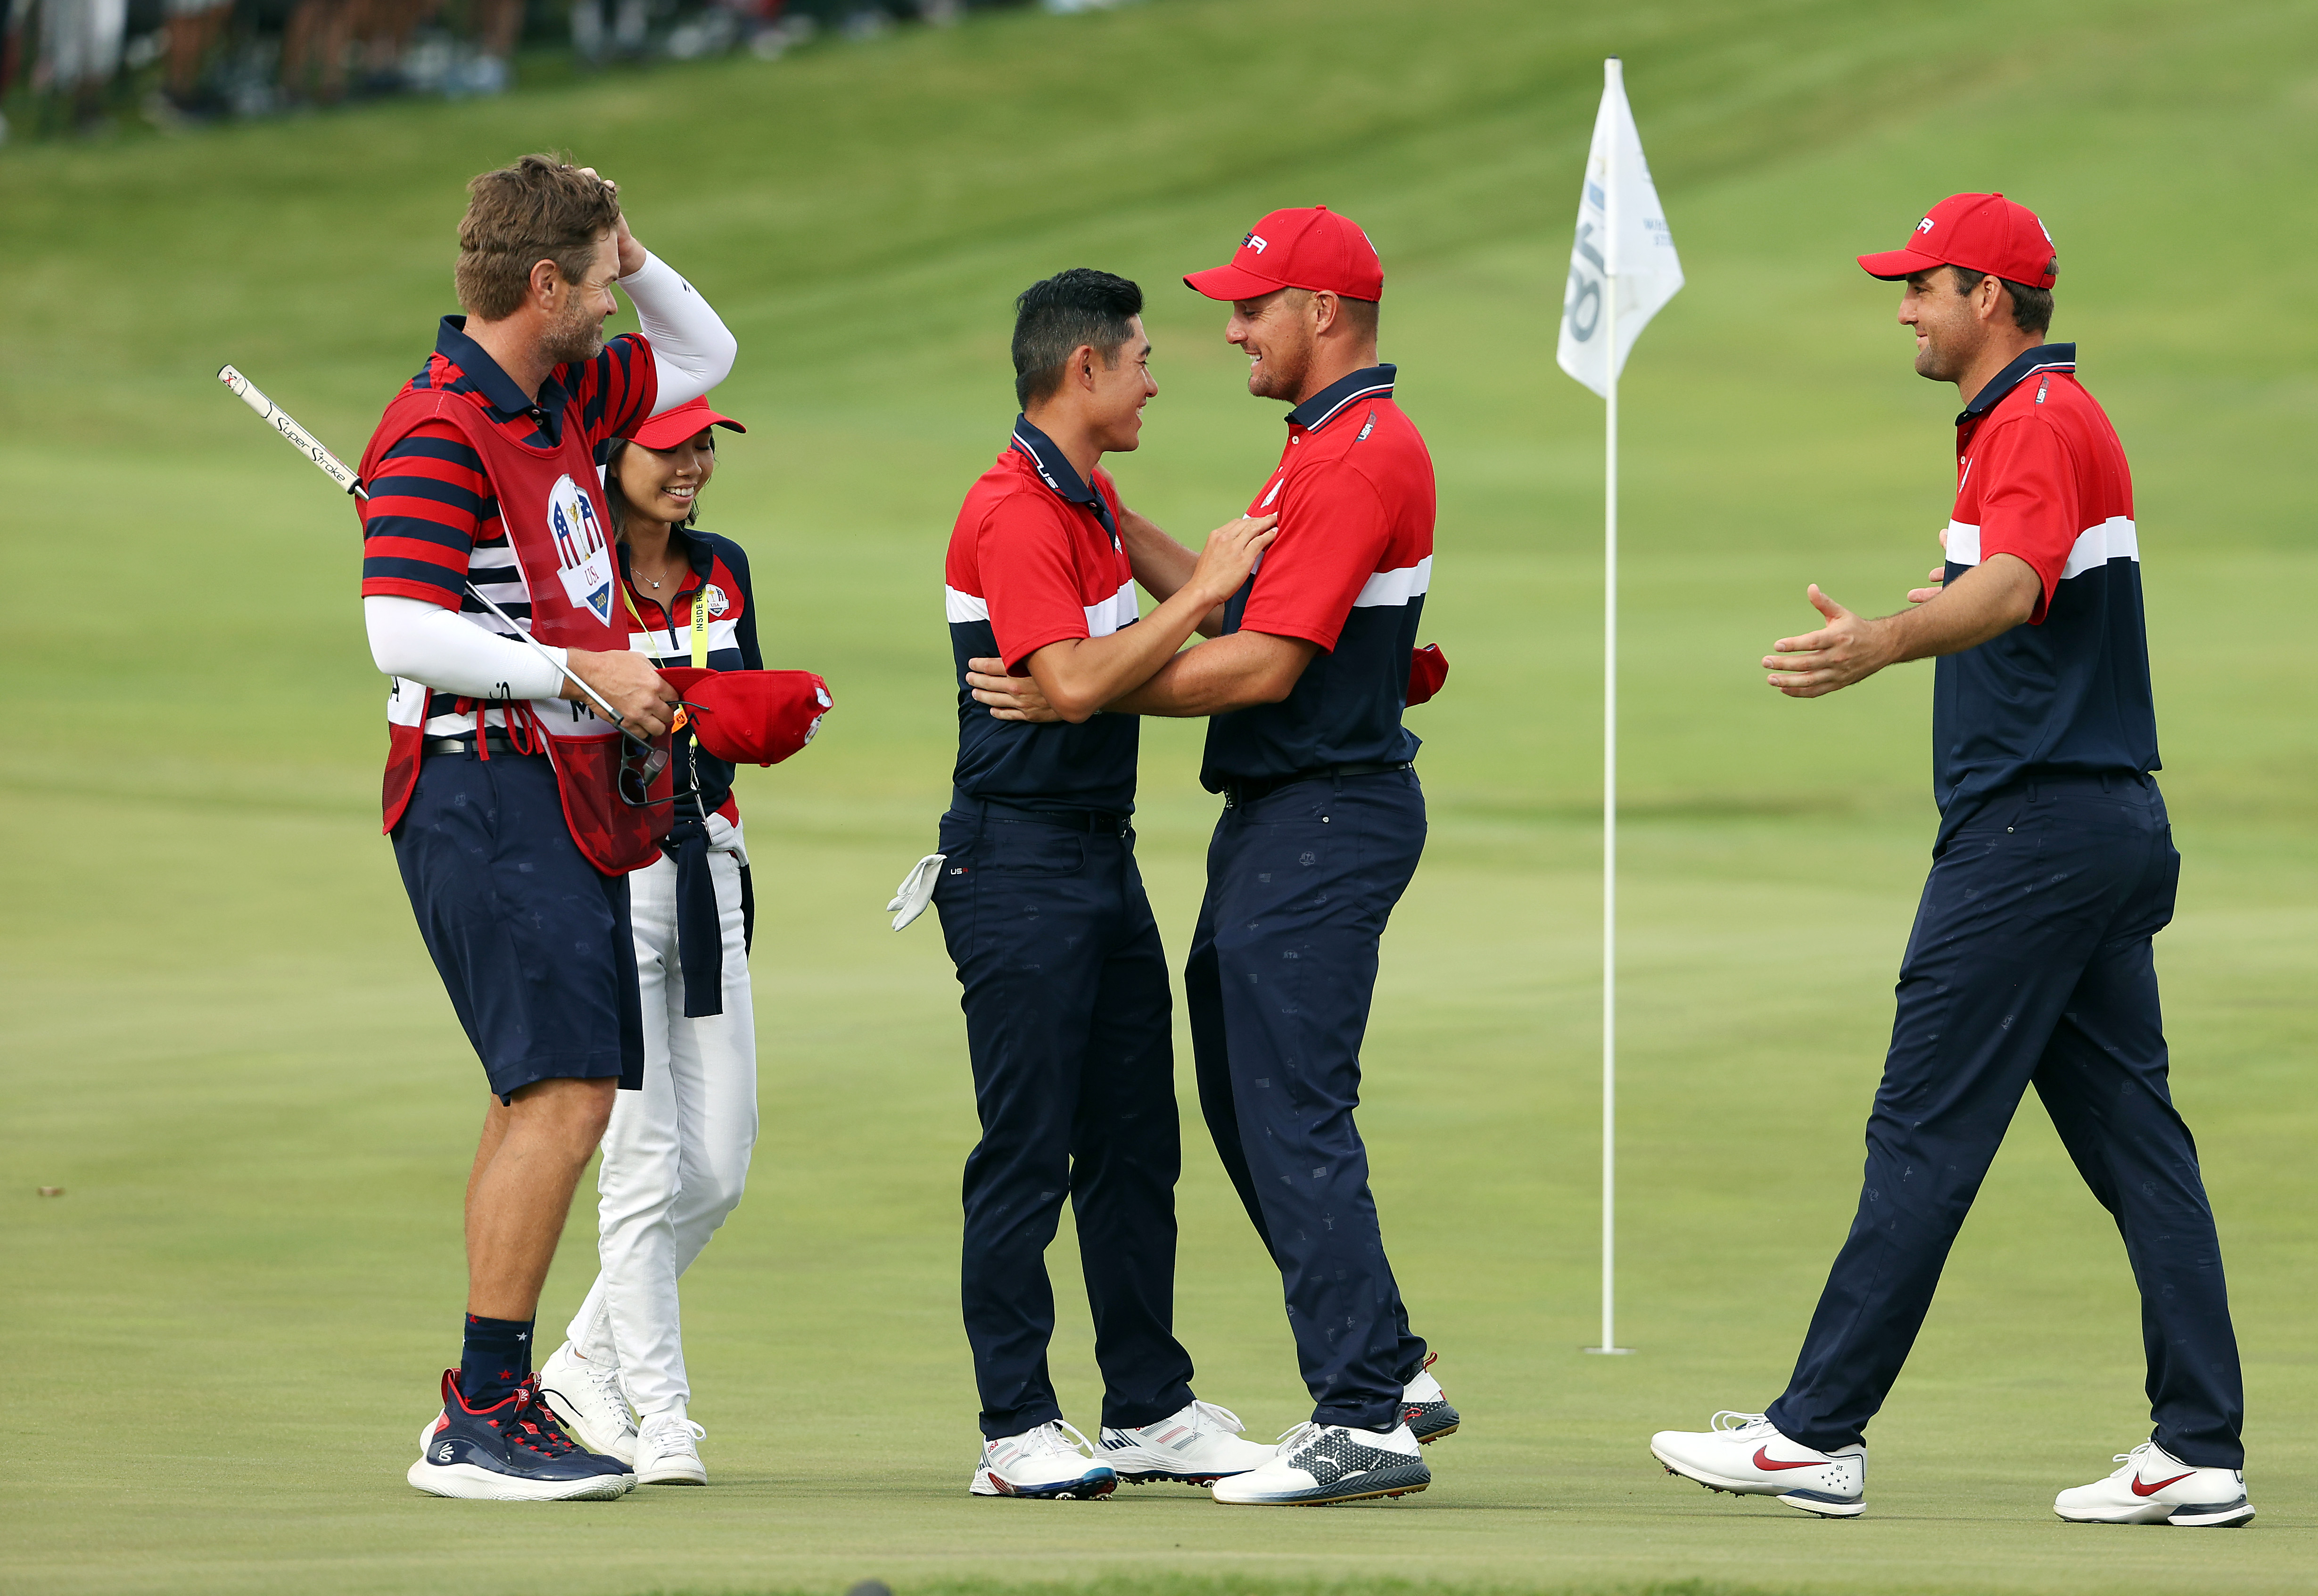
{"left": 943, "top": 418, "right": 1142, "bottom": 814}
{"left": 1202, "top": 363, "right": 1434, "bottom": 789}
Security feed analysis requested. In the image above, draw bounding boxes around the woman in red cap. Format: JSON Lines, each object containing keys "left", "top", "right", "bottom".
{"left": 534, "top": 394, "right": 766, "bottom": 1488}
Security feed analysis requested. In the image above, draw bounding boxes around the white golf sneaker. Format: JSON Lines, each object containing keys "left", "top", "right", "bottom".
{"left": 2054, "top": 1440, "right": 2254, "bottom": 1527}
{"left": 536, "top": 1341, "right": 638, "bottom": 1466}
{"left": 1402, "top": 1353, "right": 1460, "bottom": 1444}
{"left": 967, "top": 1420, "right": 1118, "bottom": 1500}
{"left": 1210, "top": 1420, "right": 1430, "bottom": 1506}
{"left": 1098, "top": 1399, "right": 1278, "bottom": 1485}
{"left": 1650, "top": 1410, "right": 1866, "bottom": 1518}
{"left": 634, "top": 1412, "right": 709, "bottom": 1486}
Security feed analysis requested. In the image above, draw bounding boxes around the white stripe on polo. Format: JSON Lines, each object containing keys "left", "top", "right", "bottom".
{"left": 1350, "top": 555, "right": 1433, "bottom": 609}
{"left": 1084, "top": 579, "right": 1139, "bottom": 638}
{"left": 1943, "top": 518, "right": 2137, "bottom": 580}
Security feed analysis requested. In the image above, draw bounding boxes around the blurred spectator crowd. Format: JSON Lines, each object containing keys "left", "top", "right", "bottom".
{"left": 0, "top": 0, "right": 1123, "bottom": 141}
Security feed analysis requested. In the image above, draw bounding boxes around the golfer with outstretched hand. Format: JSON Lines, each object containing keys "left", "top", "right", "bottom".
{"left": 359, "top": 153, "right": 736, "bottom": 1501}
{"left": 1649, "top": 194, "right": 2252, "bottom": 1528}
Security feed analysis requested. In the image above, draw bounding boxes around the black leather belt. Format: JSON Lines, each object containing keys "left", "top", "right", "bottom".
{"left": 956, "top": 793, "right": 1132, "bottom": 836}
{"left": 424, "top": 732, "right": 541, "bottom": 758}
{"left": 1221, "top": 760, "right": 1413, "bottom": 808}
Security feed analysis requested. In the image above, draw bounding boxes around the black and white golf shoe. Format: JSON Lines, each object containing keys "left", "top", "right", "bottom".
{"left": 1402, "top": 1352, "right": 1460, "bottom": 1444}
{"left": 408, "top": 1370, "right": 634, "bottom": 1501}
{"left": 1210, "top": 1420, "right": 1431, "bottom": 1506}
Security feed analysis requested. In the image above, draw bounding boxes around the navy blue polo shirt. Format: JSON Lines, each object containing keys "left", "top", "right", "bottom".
{"left": 944, "top": 419, "right": 1142, "bottom": 814}
{"left": 1934, "top": 343, "right": 2157, "bottom": 828}
{"left": 1201, "top": 364, "right": 1436, "bottom": 791}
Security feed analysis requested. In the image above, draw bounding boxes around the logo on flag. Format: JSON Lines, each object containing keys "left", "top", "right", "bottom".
{"left": 1555, "top": 58, "right": 1684, "bottom": 399}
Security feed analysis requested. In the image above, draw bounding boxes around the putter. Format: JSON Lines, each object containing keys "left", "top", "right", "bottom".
{"left": 216, "top": 363, "right": 633, "bottom": 729}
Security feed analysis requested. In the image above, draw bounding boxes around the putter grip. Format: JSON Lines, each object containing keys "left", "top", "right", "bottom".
{"left": 218, "top": 364, "right": 364, "bottom": 496}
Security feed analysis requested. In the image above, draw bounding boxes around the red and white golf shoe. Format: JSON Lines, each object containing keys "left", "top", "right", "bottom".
{"left": 1650, "top": 1410, "right": 1866, "bottom": 1518}
{"left": 2054, "top": 1440, "right": 2255, "bottom": 1527}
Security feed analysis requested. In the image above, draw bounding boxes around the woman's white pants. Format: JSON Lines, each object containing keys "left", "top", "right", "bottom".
{"left": 565, "top": 843, "right": 757, "bottom": 1419}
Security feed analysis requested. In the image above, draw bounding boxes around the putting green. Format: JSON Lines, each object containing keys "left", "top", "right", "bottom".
{"left": 3, "top": 0, "right": 2313, "bottom": 1591}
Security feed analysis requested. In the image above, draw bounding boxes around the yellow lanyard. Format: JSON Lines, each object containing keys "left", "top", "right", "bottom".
{"left": 620, "top": 576, "right": 710, "bottom": 667}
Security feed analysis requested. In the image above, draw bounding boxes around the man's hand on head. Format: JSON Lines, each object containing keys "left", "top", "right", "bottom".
{"left": 965, "top": 658, "right": 1062, "bottom": 723}
{"left": 577, "top": 165, "right": 648, "bottom": 276}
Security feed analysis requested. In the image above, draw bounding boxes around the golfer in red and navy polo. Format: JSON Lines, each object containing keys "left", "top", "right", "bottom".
{"left": 974, "top": 209, "right": 1456, "bottom": 1506}
{"left": 934, "top": 270, "right": 1282, "bottom": 1500}
{"left": 1649, "top": 194, "right": 2252, "bottom": 1528}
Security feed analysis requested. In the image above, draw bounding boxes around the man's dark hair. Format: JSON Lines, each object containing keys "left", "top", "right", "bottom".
{"left": 1950, "top": 266, "right": 2054, "bottom": 336}
{"left": 1012, "top": 269, "right": 1143, "bottom": 409}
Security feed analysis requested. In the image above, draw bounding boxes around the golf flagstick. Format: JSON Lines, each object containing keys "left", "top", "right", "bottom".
{"left": 1553, "top": 60, "right": 1683, "bottom": 1356}
{"left": 216, "top": 364, "right": 630, "bottom": 728}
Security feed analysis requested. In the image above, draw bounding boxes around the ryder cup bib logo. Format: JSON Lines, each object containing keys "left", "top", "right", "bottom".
{"left": 703, "top": 583, "right": 729, "bottom": 618}
{"left": 546, "top": 473, "right": 616, "bottom": 625}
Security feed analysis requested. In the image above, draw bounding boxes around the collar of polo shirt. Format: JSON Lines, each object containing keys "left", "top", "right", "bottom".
{"left": 1008, "top": 415, "right": 1118, "bottom": 541}
{"left": 437, "top": 315, "right": 576, "bottom": 438}
{"left": 1285, "top": 363, "right": 1398, "bottom": 434}
{"left": 1956, "top": 342, "right": 2078, "bottom": 424}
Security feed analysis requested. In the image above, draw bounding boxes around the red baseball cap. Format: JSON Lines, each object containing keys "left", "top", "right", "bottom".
{"left": 1184, "top": 206, "right": 1385, "bottom": 303}
{"left": 1857, "top": 193, "right": 2058, "bottom": 289}
{"left": 659, "top": 666, "right": 832, "bottom": 767}
{"left": 625, "top": 395, "right": 747, "bottom": 451}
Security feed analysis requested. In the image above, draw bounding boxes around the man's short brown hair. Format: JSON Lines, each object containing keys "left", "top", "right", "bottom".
{"left": 455, "top": 153, "right": 622, "bottom": 322}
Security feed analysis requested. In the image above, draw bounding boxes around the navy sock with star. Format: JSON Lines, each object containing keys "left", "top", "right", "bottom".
{"left": 456, "top": 1314, "right": 535, "bottom": 1410}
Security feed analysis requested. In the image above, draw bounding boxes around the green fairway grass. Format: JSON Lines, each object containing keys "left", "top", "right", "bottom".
{"left": 4, "top": 0, "right": 2316, "bottom": 1591}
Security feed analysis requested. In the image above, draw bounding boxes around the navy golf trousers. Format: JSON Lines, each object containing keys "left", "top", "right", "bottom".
{"left": 1187, "top": 768, "right": 1431, "bottom": 1432}
{"left": 934, "top": 799, "right": 1196, "bottom": 1441}
{"left": 1768, "top": 773, "right": 2245, "bottom": 1467}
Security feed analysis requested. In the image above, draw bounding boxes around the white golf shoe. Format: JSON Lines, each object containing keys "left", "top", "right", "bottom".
{"left": 967, "top": 1420, "right": 1118, "bottom": 1500}
{"left": 634, "top": 1412, "right": 709, "bottom": 1486}
{"left": 2054, "top": 1440, "right": 2254, "bottom": 1527}
{"left": 1210, "top": 1420, "right": 1430, "bottom": 1506}
{"left": 1402, "top": 1353, "right": 1460, "bottom": 1444}
{"left": 536, "top": 1341, "right": 638, "bottom": 1466}
{"left": 1650, "top": 1410, "right": 1866, "bottom": 1518}
{"left": 1098, "top": 1399, "right": 1278, "bottom": 1485}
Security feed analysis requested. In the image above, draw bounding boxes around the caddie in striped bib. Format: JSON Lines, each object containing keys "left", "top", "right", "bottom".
{"left": 355, "top": 153, "right": 737, "bottom": 1501}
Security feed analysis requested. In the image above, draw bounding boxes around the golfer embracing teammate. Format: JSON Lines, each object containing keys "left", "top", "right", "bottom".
{"left": 358, "top": 153, "right": 735, "bottom": 1500}
{"left": 955, "top": 210, "right": 1456, "bottom": 1507}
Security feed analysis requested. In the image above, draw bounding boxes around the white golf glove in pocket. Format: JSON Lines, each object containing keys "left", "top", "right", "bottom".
{"left": 887, "top": 853, "right": 946, "bottom": 931}
{"left": 705, "top": 811, "right": 749, "bottom": 866}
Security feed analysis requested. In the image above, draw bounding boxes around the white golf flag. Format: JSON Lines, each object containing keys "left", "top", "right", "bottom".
{"left": 1556, "top": 58, "right": 1683, "bottom": 398}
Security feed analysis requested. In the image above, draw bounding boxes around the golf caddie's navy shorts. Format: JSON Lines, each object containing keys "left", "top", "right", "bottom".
{"left": 393, "top": 749, "right": 645, "bottom": 1102}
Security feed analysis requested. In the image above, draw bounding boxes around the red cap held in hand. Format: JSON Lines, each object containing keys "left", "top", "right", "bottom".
{"left": 1406, "top": 643, "right": 1448, "bottom": 708}
{"left": 1185, "top": 206, "right": 1385, "bottom": 303}
{"left": 660, "top": 667, "right": 832, "bottom": 766}
{"left": 1857, "top": 193, "right": 2058, "bottom": 289}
